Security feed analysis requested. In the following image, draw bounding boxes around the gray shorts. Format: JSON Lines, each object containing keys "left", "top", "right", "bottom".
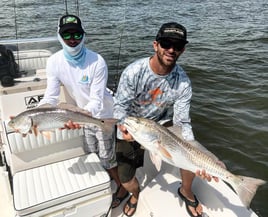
{"left": 83, "top": 124, "right": 117, "bottom": 170}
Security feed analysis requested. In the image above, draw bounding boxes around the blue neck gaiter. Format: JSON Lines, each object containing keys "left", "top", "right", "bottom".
{"left": 58, "top": 33, "right": 86, "bottom": 68}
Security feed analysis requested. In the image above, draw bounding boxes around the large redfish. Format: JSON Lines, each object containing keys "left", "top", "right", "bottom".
{"left": 8, "top": 105, "right": 116, "bottom": 137}
{"left": 123, "top": 116, "right": 266, "bottom": 208}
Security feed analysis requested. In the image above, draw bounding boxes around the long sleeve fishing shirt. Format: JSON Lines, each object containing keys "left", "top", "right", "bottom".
{"left": 39, "top": 49, "right": 113, "bottom": 118}
{"left": 114, "top": 57, "right": 194, "bottom": 141}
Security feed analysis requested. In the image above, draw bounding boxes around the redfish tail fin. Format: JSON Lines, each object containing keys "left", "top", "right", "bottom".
{"left": 234, "top": 175, "right": 266, "bottom": 208}
{"left": 102, "top": 118, "right": 119, "bottom": 133}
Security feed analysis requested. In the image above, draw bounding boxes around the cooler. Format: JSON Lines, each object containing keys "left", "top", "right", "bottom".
{"left": 13, "top": 153, "right": 112, "bottom": 217}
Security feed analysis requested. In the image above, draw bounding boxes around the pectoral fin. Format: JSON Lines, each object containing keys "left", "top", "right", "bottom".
{"left": 149, "top": 152, "right": 162, "bottom": 171}
{"left": 158, "top": 143, "right": 172, "bottom": 159}
{"left": 157, "top": 142, "right": 175, "bottom": 166}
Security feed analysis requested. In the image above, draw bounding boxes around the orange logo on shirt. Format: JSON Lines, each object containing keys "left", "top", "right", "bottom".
{"left": 140, "top": 87, "right": 163, "bottom": 106}
{"left": 149, "top": 87, "right": 163, "bottom": 101}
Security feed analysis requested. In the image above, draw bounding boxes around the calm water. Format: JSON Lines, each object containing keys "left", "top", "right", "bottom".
{"left": 1, "top": 0, "right": 268, "bottom": 216}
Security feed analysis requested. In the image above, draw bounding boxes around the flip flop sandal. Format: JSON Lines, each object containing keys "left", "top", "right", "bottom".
{"left": 112, "top": 185, "right": 129, "bottom": 209}
{"left": 178, "top": 187, "right": 202, "bottom": 217}
{"left": 123, "top": 196, "right": 138, "bottom": 217}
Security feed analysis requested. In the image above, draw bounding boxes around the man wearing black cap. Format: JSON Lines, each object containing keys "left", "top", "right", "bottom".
{"left": 39, "top": 14, "right": 121, "bottom": 191}
{"left": 113, "top": 22, "right": 223, "bottom": 217}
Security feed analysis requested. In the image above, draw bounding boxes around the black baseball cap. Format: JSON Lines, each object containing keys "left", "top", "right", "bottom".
{"left": 58, "top": 14, "right": 85, "bottom": 34}
{"left": 156, "top": 22, "right": 188, "bottom": 44}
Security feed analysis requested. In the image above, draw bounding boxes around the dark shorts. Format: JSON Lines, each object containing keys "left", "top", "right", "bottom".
{"left": 116, "top": 139, "right": 144, "bottom": 183}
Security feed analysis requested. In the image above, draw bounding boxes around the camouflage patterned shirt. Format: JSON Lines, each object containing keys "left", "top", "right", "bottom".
{"left": 114, "top": 57, "right": 194, "bottom": 141}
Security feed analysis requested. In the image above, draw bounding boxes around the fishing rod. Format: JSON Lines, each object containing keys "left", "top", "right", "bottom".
{"left": 64, "top": 0, "right": 80, "bottom": 16}
{"left": 75, "top": 0, "right": 79, "bottom": 16}
{"left": 112, "top": 29, "right": 124, "bottom": 95}
{"left": 12, "top": 0, "right": 20, "bottom": 68}
{"left": 112, "top": 0, "right": 127, "bottom": 95}
{"left": 64, "top": 0, "right": 68, "bottom": 14}
{"left": 13, "top": 0, "right": 18, "bottom": 40}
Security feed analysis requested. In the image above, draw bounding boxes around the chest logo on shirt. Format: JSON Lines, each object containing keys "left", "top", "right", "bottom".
{"left": 79, "top": 75, "right": 89, "bottom": 84}
{"left": 149, "top": 87, "right": 163, "bottom": 101}
{"left": 140, "top": 87, "right": 163, "bottom": 106}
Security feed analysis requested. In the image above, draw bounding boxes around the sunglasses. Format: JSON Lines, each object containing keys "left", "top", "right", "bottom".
{"left": 61, "top": 32, "right": 83, "bottom": 40}
{"left": 159, "top": 40, "right": 185, "bottom": 51}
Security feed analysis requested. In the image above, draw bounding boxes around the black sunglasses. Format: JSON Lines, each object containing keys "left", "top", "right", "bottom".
{"left": 159, "top": 40, "right": 185, "bottom": 51}
{"left": 61, "top": 32, "right": 83, "bottom": 40}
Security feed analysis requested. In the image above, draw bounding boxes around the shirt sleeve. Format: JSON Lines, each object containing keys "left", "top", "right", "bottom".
{"left": 83, "top": 57, "right": 108, "bottom": 117}
{"left": 173, "top": 80, "right": 195, "bottom": 141}
{"left": 113, "top": 65, "right": 136, "bottom": 120}
{"left": 38, "top": 57, "right": 61, "bottom": 106}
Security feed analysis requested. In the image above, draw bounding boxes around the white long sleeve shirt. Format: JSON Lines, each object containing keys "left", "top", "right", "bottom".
{"left": 39, "top": 49, "right": 113, "bottom": 118}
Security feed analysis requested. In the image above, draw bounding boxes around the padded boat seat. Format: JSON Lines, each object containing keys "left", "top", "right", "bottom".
{"left": 3, "top": 125, "right": 86, "bottom": 174}
{"left": 7, "top": 128, "right": 84, "bottom": 154}
{"left": 14, "top": 49, "right": 52, "bottom": 73}
{"left": 13, "top": 153, "right": 111, "bottom": 216}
